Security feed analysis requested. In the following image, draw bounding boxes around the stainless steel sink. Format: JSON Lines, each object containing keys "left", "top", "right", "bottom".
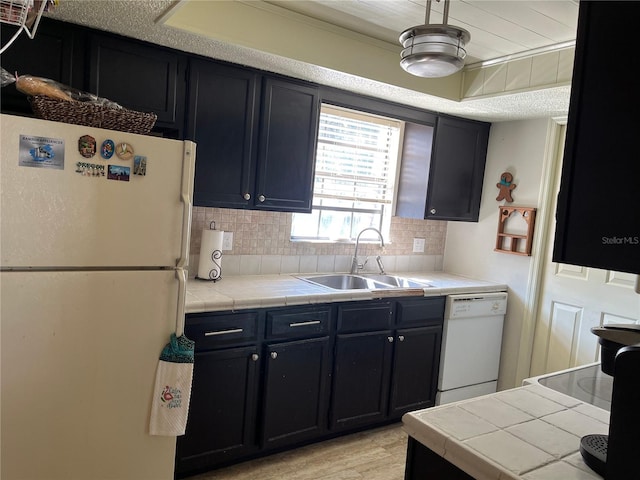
{"left": 299, "top": 274, "right": 433, "bottom": 290}
{"left": 300, "top": 274, "right": 395, "bottom": 290}
{"left": 361, "top": 274, "right": 433, "bottom": 288}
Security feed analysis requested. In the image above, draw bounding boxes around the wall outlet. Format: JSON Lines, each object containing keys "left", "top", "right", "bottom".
{"left": 413, "top": 238, "right": 425, "bottom": 253}
{"left": 222, "top": 231, "right": 233, "bottom": 251}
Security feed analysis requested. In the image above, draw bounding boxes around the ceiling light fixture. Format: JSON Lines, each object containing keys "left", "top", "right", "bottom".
{"left": 399, "top": 0, "right": 470, "bottom": 78}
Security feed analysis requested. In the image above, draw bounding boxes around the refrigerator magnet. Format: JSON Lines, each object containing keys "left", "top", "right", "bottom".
{"left": 115, "top": 142, "right": 134, "bottom": 161}
{"left": 133, "top": 156, "right": 147, "bottom": 176}
{"left": 101, "top": 139, "right": 115, "bottom": 159}
{"left": 78, "top": 135, "right": 96, "bottom": 158}
{"left": 107, "top": 164, "right": 130, "bottom": 182}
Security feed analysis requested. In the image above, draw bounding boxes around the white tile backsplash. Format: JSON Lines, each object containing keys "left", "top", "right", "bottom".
{"left": 189, "top": 253, "right": 443, "bottom": 277}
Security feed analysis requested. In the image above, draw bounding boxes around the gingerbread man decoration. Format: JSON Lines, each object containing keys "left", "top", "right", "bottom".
{"left": 496, "top": 172, "right": 516, "bottom": 202}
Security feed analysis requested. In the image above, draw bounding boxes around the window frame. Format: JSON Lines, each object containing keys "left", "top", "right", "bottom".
{"left": 291, "top": 104, "right": 405, "bottom": 242}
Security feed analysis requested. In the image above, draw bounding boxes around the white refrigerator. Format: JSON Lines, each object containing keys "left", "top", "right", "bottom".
{"left": 0, "top": 114, "right": 195, "bottom": 480}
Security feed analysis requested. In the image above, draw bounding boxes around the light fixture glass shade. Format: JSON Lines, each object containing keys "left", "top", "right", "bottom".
{"left": 399, "top": 24, "right": 470, "bottom": 78}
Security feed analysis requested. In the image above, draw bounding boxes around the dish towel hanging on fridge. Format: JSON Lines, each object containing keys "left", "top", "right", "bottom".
{"left": 149, "top": 333, "right": 194, "bottom": 436}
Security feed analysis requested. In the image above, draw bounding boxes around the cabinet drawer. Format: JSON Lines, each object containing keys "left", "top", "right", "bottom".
{"left": 396, "top": 297, "right": 445, "bottom": 327}
{"left": 186, "top": 312, "right": 260, "bottom": 351}
{"left": 266, "top": 306, "right": 331, "bottom": 339}
{"left": 337, "top": 301, "right": 393, "bottom": 333}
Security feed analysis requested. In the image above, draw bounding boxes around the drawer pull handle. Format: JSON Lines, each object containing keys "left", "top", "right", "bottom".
{"left": 204, "top": 328, "right": 243, "bottom": 336}
{"left": 398, "top": 335, "right": 405, "bottom": 342}
{"left": 271, "top": 352, "right": 278, "bottom": 359}
{"left": 251, "top": 354, "right": 259, "bottom": 361}
{"left": 289, "top": 320, "right": 321, "bottom": 328}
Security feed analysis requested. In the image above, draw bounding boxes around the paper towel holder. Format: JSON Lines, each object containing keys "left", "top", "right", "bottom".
{"left": 196, "top": 221, "right": 223, "bottom": 282}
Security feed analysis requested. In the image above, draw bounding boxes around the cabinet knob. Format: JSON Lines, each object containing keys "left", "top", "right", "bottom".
{"left": 243, "top": 193, "right": 251, "bottom": 201}
{"left": 251, "top": 354, "right": 259, "bottom": 361}
{"left": 430, "top": 208, "right": 436, "bottom": 215}
{"left": 258, "top": 195, "right": 266, "bottom": 202}
{"left": 270, "top": 352, "right": 278, "bottom": 359}
{"left": 387, "top": 336, "right": 394, "bottom": 343}
{"left": 398, "top": 335, "right": 405, "bottom": 342}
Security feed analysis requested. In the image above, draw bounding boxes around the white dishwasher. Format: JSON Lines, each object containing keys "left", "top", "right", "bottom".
{"left": 436, "top": 292, "right": 508, "bottom": 405}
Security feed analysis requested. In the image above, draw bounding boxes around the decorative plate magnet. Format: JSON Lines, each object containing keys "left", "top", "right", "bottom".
{"left": 78, "top": 135, "right": 96, "bottom": 158}
{"left": 496, "top": 171, "right": 516, "bottom": 202}
{"left": 133, "top": 155, "right": 147, "bottom": 176}
{"left": 100, "top": 139, "right": 115, "bottom": 159}
{"left": 115, "top": 142, "right": 134, "bottom": 161}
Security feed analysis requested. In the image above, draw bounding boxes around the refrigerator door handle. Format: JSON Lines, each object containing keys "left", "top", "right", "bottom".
{"left": 175, "top": 268, "right": 187, "bottom": 337}
{"left": 178, "top": 141, "right": 196, "bottom": 268}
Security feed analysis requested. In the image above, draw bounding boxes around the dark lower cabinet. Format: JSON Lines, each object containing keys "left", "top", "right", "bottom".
{"left": 175, "top": 297, "right": 444, "bottom": 477}
{"left": 175, "top": 346, "right": 260, "bottom": 476}
{"left": 331, "top": 331, "right": 394, "bottom": 430}
{"left": 262, "top": 337, "right": 331, "bottom": 449}
{"left": 389, "top": 325, "right": 442, "bottom": 418}
{"left": 330, "top": 297, "right": 444, "bottom": 430}
{"left": 405, "top": 437, "right": 474, "bottom": 480}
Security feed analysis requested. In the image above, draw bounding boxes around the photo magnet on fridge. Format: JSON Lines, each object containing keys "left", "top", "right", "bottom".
{"left": 107, "top": 164, "right": 130, "bottom": 182}
{"left": 133, "top": 156, "right": 147, "bottom": 176}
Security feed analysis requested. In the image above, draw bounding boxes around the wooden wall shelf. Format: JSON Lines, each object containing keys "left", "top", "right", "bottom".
{"left": 495, "top": 206, "right": 536, "bottom": 256}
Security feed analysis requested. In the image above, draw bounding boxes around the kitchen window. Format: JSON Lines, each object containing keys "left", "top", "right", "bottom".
{"left": 291, "top": 105, "right": 403, "bottom": 242}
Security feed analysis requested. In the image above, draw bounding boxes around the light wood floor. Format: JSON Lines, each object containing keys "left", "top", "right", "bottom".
{"left": 187, "top": 424, "right": 409, "bottom": 480}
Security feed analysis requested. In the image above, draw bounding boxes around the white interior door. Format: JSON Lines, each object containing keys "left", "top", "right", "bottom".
{"left": 1, "top": 270, "right": 179, "bottom": 480}
{"left": 529, "top": 126, "right": 640, "bottom": 376}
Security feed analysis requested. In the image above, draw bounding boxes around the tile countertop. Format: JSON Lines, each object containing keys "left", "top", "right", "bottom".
{"left": 185, "top": 272, "right": 507, "bottom": 313}
{"left": 402, "top": 384, "right": 608, "bottom": 480}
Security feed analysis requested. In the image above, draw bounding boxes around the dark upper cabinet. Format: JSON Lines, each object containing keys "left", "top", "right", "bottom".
{"left": 188, "top": 63, "right": 319, "bottom": 212}
{"left": 88, "top": 34, "right": 186, "bottom": 137}
{"left": 187, "top": 59, "right": 259, "bottom": 209}
{"left": 426, "top": 116, "right": 490, "bottom": 222}
{"left": 553, "top": 1, "right": 640, "bottom": 274}
{"left": 395, "top": 116, "right": 490, "bottom": 222}
{"left": 255, "top": 77, "right": 320, "bottom": 212}
{"left": 0, "top": 18, "right": 84, "bottom": 114}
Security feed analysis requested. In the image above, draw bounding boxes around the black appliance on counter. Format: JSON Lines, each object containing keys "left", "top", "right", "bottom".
{"left": 580, "top": 325, "right": 640, "bottom": 479}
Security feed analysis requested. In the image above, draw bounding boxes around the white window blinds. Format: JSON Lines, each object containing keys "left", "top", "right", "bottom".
{"left": 314, "top": 106, "right": 401, "bottom": 208}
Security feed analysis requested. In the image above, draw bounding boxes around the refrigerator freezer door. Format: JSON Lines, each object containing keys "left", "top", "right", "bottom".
{"left": 0, "top": 114, "right": 194, "bottom": 268}
{"left": 1, "top": 270, "right": 180, "bottom": 480}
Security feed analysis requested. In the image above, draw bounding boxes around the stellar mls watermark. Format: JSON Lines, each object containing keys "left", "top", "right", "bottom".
{"left": 601, "top": 236, "right": 639, "bottom": 245}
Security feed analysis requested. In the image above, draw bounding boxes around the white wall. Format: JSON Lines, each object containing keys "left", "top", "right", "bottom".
{"left": 443, "top": 118, "right": 551, "bottom": 390}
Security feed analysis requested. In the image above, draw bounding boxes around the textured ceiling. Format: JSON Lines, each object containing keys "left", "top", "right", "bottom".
{"left": 45, "top": 0, "right": 572, "bottom": 123}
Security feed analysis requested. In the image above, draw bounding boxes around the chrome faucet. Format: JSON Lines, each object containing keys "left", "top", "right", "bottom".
{"left": 350, "top": 227, "right": 385, "bottom": 274}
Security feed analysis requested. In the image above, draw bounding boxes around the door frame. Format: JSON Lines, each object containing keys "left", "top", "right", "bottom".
{"left": 514, "top": 117, "right": 567, "bottom": 386}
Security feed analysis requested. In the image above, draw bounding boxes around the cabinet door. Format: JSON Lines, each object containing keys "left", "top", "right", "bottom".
{"left": 1, "top": 18, "right": 83, "bottom": 114}
{"left": 175, "top": 346, "right": 260, "bottom": 475}
{"left": 88, "top": 34, "right": 185, "bottom": 136}
{"left": 255, "top": 77, "right": 319, "bottom": 212}
{"left": 330, "top": 331, "right": 394, "bottom": 430}
{"left": 261, "top": 337, "right": 331, "bottom": 449}
{"left": 188, "top": 59, "right": 259, "bottom": 208}
{"left": 552, "top": 1, "right": 640, "bottom": 274}
{"left": 389, "top": 326, "right": 442, "bottom": 418}
{"left": 427, "top": 116, "right": 490, "bottom": 222}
